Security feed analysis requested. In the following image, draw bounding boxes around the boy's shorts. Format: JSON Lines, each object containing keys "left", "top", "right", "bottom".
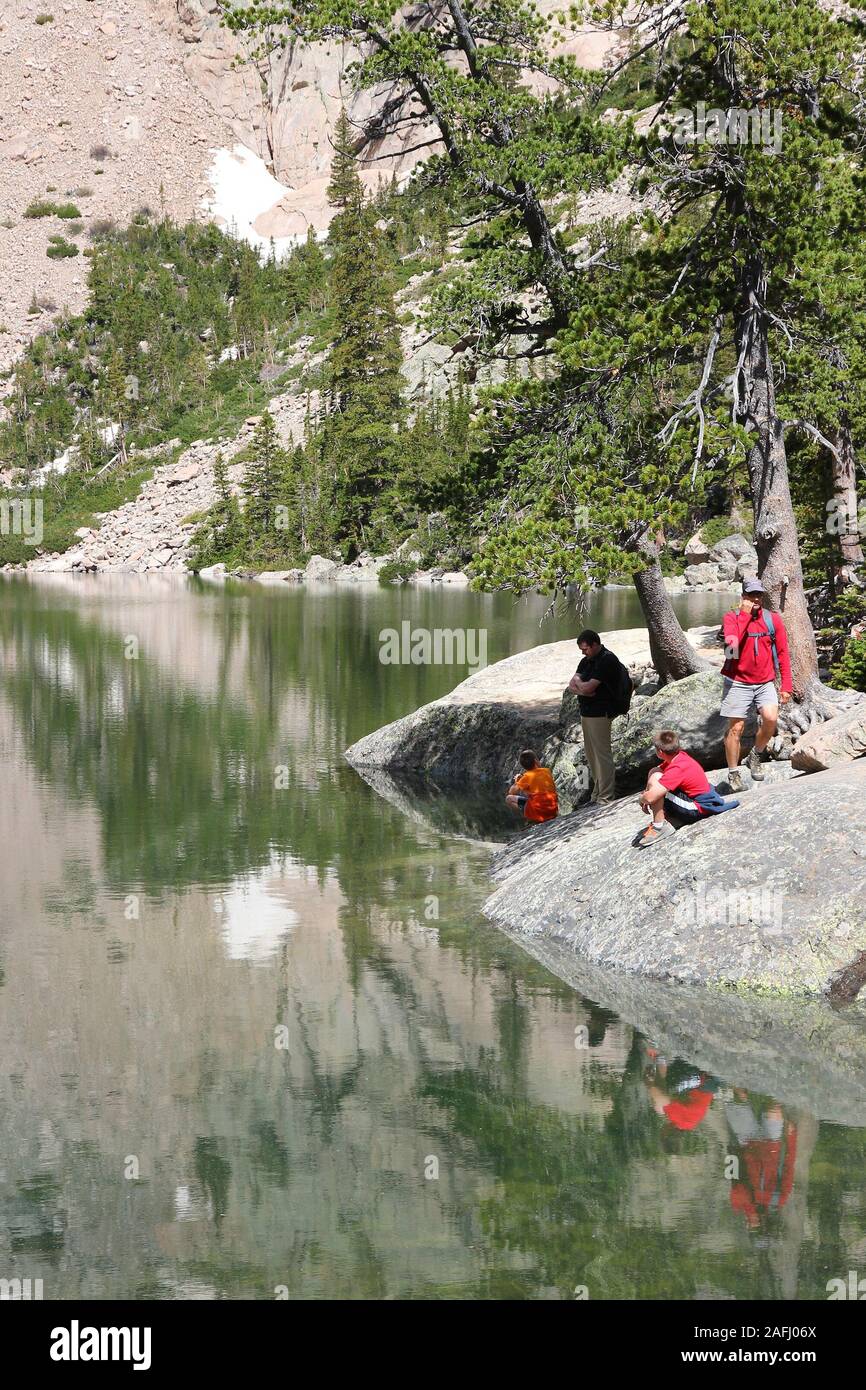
{"left": 663, "top": 791, "right": 703, "bottom": 825}
{"left": 719, "top": 677, "right": 778, "bottom": 718}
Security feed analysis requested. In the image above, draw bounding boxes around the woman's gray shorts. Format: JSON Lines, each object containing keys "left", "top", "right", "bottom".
{"left": 719, "top": 677, "right": 778, "bottom": 718}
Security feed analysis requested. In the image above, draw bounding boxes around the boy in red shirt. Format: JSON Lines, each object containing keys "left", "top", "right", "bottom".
{"left": 720, "top": 577, "right": 793, "bottom": 792}
{"left": 637, "top": 729, "right": 738, "bottom": 847}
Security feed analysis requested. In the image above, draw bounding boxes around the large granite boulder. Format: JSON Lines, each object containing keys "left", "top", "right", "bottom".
{"left": 684, "top": 561, "right": 721, "bottom": 587}
{"left": 684, "top": 530, "right": 711, "bottom": 565}
{"left": 710, "top": 532, "right": 758, "bottom": 565}
{"left": 339, "top": 553, "right": 390, "bottom": 582}
{"left": 484, "top": 761, "right": 866, "bottom": 998}
{"left": 198, "top": 562, "right": 226, "bottom": 583}
{"left": 305, "top": 555, "right": 343, "bottom": 582}
{"left": 791, "top": 703, "right": 866, "bottom": 771}
{"left": 346, "top": 629, "right": 730, "bottom": 801}
{"left": 345, "top": 641, "right": 573, "bottom": 787}
{"left": 254, "top": 569, "right": 304, "bottom": 585}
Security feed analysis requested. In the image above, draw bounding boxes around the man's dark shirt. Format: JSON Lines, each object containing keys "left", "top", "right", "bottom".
{"left": 576, "top": 646, "right": 619, "bottom": 717}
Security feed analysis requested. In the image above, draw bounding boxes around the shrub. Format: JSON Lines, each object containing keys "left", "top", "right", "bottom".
{"left": 23, "top": 199, "right": 81, "bottom": 220}
{"left": 828, "top": 587, "right": 866, "bottom": 692}
{"left": 24, "top": 199, "right": 58, "bottom": 219}
{"left": 35, "top": 13, "right": 54, "bottom": 23}
{"left": 378, "top": 558, "right": 416, "bottom": 584}
{"left": 28, "top": 293, "right": 57, "bottom": 314}
{"left": 88, "top": 218, "right": 116, "bottom": 241}
{"left": 831, "top": 635, "right": 866, "bottom": 692}
{"left": 89, "top": 145, "right": 112, "bottom": 161}
{"left": 46, "top": 235, "right": 79, "bottom": 259}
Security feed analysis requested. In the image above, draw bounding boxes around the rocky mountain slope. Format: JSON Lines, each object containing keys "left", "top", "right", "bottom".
{"left": 0, "top": 0, "right": 239, "bottom": 371}
{"left": 1, "top": 1, "right": 619, "bottom": 372}
{"left": 2, "top": 2, "right": 632, "bottom": 573}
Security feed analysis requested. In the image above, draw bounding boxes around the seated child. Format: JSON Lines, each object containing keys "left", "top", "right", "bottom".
{"left": 506, "top": 749, "right": 559, "bottom": 824}
{"left": 637, "top": 729, "right": 738, "bottom": 848}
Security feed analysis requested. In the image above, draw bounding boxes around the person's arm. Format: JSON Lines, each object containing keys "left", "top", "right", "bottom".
{"left": 569, "top": 674, "right": 600, "bottom": 695}
{"left": 773, "top": 613, "right": 793, "bottom": 700}
{"left": 722, "top": 607, "right": 753, "bottom": 663}
{"left": 639, "top": 780, "right": 668, "bottom": 810}
{"left": 644, "top": 1081, "right": 671, "bottom": 1116}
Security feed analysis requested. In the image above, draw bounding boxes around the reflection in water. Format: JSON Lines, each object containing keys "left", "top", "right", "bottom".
{"left": 218, "top": 860, "right": 301, "bottom": 963}
{"left": 0, "top": 575, "right": 865, "bottom": 1300}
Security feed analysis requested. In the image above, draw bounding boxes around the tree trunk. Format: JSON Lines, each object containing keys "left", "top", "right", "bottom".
{"left": 632, "top": 532, "right": 711, "bottom": 682}
{"left": 735, "top": 255, "right": 819, "bottom": 699}
{"left": 831, "top": 415, "right": 864, "bottom": 588}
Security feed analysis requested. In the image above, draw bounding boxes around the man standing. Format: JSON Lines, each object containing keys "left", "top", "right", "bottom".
{"left": 720, "top": 578, "right": 792, "bottom": 793}
{"left": 568, "top": 629, "right": 620, "bottom": 805}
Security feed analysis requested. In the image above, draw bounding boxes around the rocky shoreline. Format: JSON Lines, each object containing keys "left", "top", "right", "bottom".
{"left": 14, "top": 421, "right": 754, "bottom": 594}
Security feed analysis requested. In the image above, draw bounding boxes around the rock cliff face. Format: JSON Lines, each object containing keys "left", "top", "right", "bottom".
{"left": 166, "top": 1, "right": 619, "bottom": 212}
{"left": 167, "top": 1, "right": 621, "bottom": 238}
{"left": 0, "top": 0, "right": 619, "bottom": 367}
{"left": 483, "top": 760, "right": 866, "bottom": 999}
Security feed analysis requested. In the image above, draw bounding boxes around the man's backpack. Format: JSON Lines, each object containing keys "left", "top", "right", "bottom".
{"left": 608, "top": 656, "right": 634, "bottom": 718}
{"left": 762, "top": 608, "right": 782, "bottom": 681}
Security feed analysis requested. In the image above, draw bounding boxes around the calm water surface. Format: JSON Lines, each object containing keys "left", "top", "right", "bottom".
{"left": 0, "top": 575, "right": 863, "bottom": 1300}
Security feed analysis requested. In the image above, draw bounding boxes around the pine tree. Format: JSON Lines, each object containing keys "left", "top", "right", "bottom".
{"left": 319, "top": 114, "right": 405, "bottom": 550}
{"left": 211, "top": 451, "right": 242, "bottom": 556}
{"left": 242, "top": 413, "right": 288, "bottom": 560}
{"left": 327, "top": 109, "right": 363, "bottom": 218}
{"left": 285, "top": 438, "right": 339, "bottom": 557}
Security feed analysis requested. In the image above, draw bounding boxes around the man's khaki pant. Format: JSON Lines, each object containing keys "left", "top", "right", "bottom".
{"left": 581, "top": 715, "right": 616, "bottom": 804}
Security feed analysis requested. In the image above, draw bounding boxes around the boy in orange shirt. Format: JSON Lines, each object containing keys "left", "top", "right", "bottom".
{"left": 506, "top": 749, "right": 559, "bottom": 823}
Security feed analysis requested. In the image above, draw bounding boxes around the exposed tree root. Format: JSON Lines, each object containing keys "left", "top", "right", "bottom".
{"left": 778, "top": 679, "right": 866, "bottom": 741}
{"left": 827, "top": 951, "right": 866, "bottom": 1007}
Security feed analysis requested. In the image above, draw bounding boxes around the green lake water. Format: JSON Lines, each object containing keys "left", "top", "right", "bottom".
{"left": 0, "top": 574, "right": 864, "bottom": 1300}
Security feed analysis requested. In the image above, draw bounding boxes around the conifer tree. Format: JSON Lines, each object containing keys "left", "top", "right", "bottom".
{"left": 327, "top": 108, "right": 363, "bottom": 217}
{"left": 242, "top": 413, "right": 288, "bottom": 560}
{"left": 318, "top": 109, "right": 405, "bottom": 549}
{"left": 211, "top": 451, "right": 242, "bottom": 556}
